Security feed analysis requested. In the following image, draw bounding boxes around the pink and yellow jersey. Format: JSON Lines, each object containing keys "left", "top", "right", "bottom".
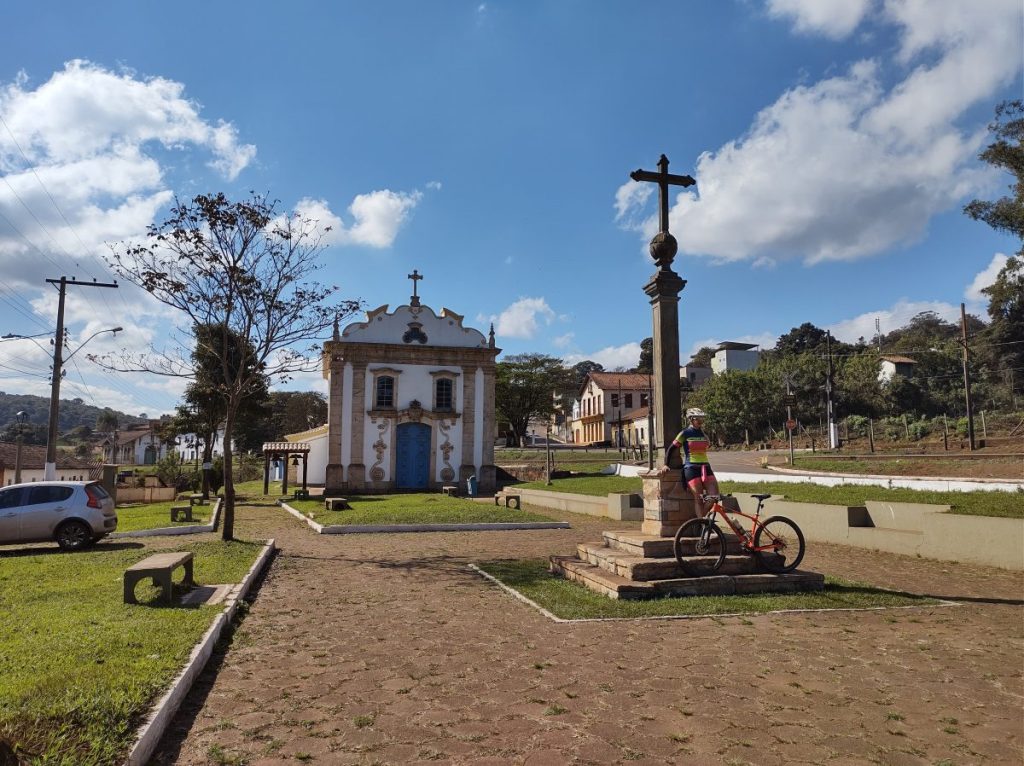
{"left": 673, "top": 426, "right": 710, "bottom": 467}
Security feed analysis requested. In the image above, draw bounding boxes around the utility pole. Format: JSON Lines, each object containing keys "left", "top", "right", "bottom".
{"left": 825, "top": 331, "right": 838, "bottom": 449}
{"left": 960, "top": 302, "right": 975, "bottom": 451}
{"left": 44, "top": 277, "right": 119, "bottom": 479}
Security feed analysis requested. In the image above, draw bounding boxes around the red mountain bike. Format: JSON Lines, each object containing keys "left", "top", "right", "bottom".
{"left": 672, "top": 493, "right": 805, "bottom": 576}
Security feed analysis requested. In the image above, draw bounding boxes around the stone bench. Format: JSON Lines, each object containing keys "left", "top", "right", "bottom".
{"left": 189, "top": 494, "right": 206, "bottom": 506}
{"left": 170, "top": 505, "right": 194, "bottom": 523}
{"left": 441, "top": 485, "right": 458, "bottom": 497}
{"left": 293, "top": 489, "right": 310, "bottom": 500}
{"left": 124, "top": 551, "right": 195, "bottom": 604}
{"left": 494, "top": 492, "right": 521, "bottom": 510}
{"left": 325, "top": 498, "right": 350, "bottom": 511}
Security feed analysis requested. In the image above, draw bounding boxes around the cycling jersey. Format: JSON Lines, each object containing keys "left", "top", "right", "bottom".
{"left": 672, "top": 426, "right": 710, "bottom": 467}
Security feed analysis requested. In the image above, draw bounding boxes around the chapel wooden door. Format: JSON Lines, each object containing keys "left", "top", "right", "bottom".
{"left": 395, "top": 422, "right": 431, "bottom": 489}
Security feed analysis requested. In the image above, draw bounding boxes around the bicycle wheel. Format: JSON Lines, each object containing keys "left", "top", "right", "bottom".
{"left": 673, "top": 518, "right": 726, "bottom": 577}
{"left": 754, "top": 516, "right": 805, "bottom": 573}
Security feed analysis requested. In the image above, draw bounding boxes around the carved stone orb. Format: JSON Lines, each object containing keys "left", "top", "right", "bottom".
{"left": 649, "top": 232, "right": 678, "bottom": 268}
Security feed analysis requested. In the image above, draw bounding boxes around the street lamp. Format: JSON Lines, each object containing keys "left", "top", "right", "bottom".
{"left": 43, "top": 326, "right": 123, "bottom": 480}
{"left": 13, "top": 410, "right": 27, "bottom": 484}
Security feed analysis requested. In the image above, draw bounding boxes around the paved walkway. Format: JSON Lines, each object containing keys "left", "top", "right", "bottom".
{"left": 151, "top": 503, "right": 1023, "bottom": 765}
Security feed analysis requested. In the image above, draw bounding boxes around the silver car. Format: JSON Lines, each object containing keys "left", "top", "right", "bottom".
{"left": 0, "top": 481, "right": 117, "bottom": 551}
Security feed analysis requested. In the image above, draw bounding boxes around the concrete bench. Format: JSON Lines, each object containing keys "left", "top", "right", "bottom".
{"left": 189, "top": 494, "right": 206, "bottom": 506}
{"left": 170, "top": 505, "right": 194, "bottom": 522}
{"left": 441, "top": 485, "right": 458, "bottom": 496}
{"left": 124, "top": 552, "right": 195, "bottom": 604}
{"left": 293, "top": 489, "right": 310, "bottom": 500}
{"left": 325, "top": 498, "right": 350, "bottom": 511}
{"left": 494, "top": 492, "right": 521, "bottom": 509}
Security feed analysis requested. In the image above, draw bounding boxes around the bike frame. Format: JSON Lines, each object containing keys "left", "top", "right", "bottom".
{"left": 703, "top": 497, "right": 780, "bottom": 554}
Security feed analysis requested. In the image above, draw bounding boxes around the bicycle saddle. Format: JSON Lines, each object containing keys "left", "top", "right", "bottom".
{"left": 752, "top": 493, "right": 772, "bottom": 501}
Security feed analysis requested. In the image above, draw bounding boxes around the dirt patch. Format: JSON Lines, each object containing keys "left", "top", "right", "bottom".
{"left": 149, "top": 504, "right": 1023, "bottom": 766}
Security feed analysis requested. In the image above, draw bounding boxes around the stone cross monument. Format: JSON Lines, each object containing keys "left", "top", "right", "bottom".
{"left": 629, "top": 154, "right": 697, "bottom": 536}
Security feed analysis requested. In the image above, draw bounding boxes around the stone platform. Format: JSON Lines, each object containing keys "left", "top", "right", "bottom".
{"left": 550, "top": 530, "right": 825, "bottom": 600}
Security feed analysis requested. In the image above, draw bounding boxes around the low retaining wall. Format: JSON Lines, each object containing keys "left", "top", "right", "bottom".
{"left": 512, "top": 488, "right": 643, "bottom": 522}
{"left": 110, "top": 498, "right": 222, "bottom": 539}
{"left": 115, "top": 486, "right": 177, "bottom": 504}
{"left": 730, "top": 494, "right": 1023, "bottom": 570}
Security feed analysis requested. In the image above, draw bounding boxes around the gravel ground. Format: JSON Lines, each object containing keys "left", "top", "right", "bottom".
{"left": 149, "top": 502, "right": 1023, "bottom": 766}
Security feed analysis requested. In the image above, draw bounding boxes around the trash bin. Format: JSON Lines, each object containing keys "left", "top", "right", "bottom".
{"left": 467, "top": 475, "right": 478, "bottom": 497}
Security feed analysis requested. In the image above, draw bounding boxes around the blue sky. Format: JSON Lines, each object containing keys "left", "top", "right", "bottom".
{"left": 0, "top": 1, "right": 1020, "bottom": 417}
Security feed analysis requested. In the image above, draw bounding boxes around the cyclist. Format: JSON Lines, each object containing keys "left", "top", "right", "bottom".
{"left": 661, "top": 407, "right": 719, "bottom": 518}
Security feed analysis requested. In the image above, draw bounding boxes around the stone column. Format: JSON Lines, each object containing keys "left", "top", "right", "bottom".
{"left": 643, "top": 259, "right": 686, "bottom": 467}
{"left": 459, "top": 365, "right": 476, "bottom": 485}
{"left": 347, "top": 363, "right": 367, "bottom": 490}
{"left": 324, "top": 350, "right": 345, "bottom": 494}
{"left": 479, "top": 364, "right": 497, "bottom": 492}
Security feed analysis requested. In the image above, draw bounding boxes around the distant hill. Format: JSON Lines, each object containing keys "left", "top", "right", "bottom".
{"left": 0, "top": 391, "right": 151, "bottom": 434}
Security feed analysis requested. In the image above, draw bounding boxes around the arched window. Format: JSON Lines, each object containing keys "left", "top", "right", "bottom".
{"left": 435, "top": 378, "right": 453, "bottom": 410}
{"left": 375, "top": 375, "right": 395, "bottom": 409}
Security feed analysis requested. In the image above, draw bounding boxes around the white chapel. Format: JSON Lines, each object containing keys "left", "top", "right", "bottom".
{"left": 291, "top": 272, "right": 500, "bottom": 495}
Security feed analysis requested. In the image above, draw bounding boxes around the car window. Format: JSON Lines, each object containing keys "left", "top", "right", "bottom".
{"left": 87, "top": 482, "right": 110, "bottom": 499}
{"left": 0, "top": 488, "right": 22, "bottom": 509}
{"left": 27, "top": 486, "right": 74, "bottom": 505}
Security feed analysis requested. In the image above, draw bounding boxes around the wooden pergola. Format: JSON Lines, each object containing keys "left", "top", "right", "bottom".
{"left": 261, "top": 442, "right": 311, "bottom": 495}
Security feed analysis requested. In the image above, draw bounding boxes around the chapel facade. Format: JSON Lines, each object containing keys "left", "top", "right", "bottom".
{"left": 320, "top": 282, "right": 500, "bottom": 495}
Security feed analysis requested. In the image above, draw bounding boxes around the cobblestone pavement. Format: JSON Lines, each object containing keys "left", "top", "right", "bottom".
{"left": 150, "top": 503, "right": 1023, "bottom": 766}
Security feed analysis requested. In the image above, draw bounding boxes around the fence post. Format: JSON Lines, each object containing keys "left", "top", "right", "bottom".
{"left": 942, "top": 414, "right": 949, "bottom": 451}
{"left": 868, "top": 419, "right": 875, "bottom": 453}
{"left": 902, "top": 414, "right": 910, "bottom": 440}
{"left": 980, "top": 410, "right": 988, "bottom": 439}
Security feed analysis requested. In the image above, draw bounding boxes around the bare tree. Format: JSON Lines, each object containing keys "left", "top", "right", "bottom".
{"left": 94, "top": 192, "right": 359, "bottom": 539}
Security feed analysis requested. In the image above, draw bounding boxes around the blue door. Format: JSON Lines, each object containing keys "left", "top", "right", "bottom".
{"left": 395, "top": 423, "right": 431, "bottom": 489}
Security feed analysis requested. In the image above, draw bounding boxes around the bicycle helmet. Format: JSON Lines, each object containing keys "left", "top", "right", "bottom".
{"left": 686, "top": 407, "right": 706, "bottom": 419}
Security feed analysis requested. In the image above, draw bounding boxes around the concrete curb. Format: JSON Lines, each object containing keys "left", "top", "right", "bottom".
{"left": 123, "top": 536, "right": 276, "bottom": 766}
{"left": 110, "top": 498, "right": 223, "bottom": 539}
{"left": 467, "top": 564, "right": 959, "bottom": 624}
{"left": 763, "top": 466, "right": 1024, "bottom": 493}
{"left": 279, "top": 501, "right": 570, "bottom": 534}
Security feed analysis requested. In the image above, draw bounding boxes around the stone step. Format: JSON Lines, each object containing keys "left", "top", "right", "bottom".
{"left": 603, "top": 529, "right": 745, "bottom": 558}
{"left": 577, "top": 542, "right": 769, "bottom": 580}
{"left": 550, "top": 555, "right": 825, "bottom": 601}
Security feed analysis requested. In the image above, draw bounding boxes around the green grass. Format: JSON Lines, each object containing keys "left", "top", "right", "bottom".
{"left": 0, "top": 539, "right": 264, "bottom": 766}
{"left": 515, "top": 475, "right": 642, "bottom": 496}
{"left": 720, "top": 480, "right": 1024, "bottom": 519}
{"left": 477, "top": 559, "right": 939, "bottom": 620}
{"left": 512, "top": 473, "right": 1023, "bottom": 519}
{"left": 792, "top": 455, "right": 1023, "bottom": 476}
{"left": 287, "top": 493, "right": 553, "bottom": 525}
{"left": 231, "top": 479, "right": 283, "bottom": 497}
{"left": 114, "top": 501, "right": 211, "bottom": 531}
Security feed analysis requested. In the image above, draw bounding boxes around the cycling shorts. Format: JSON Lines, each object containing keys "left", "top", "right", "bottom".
{"left": 683, "top": 464, "right": 714, "bottom": 483}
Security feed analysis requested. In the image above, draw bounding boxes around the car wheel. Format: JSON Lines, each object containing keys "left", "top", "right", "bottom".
{"left": 55, "top": 520, "right": 94, "bottom": 551}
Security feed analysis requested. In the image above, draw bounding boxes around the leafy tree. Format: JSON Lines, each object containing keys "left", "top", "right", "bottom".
{"left": 964, "top": 100, "right": 1023, "bottom": 253}
{"left": 773, "top": 323, "right": 830, "bottom": 356}
{"left": 99, "top": 192, "right": 360, "bottom": 540}
{"left": 232, "top": 390, "right": 328, "bottom": 452}
{"left": 688, "top": 346, "right": 716, "bottom": 368}
{"left": 496, "top": 353, "right": 570, "bottom": 447}
{"left": 981, "top": 255, "right": 1024, "bottom": 398}
{"left": 634, "top": 338, "right": 653, "bottom": 374}
{"left": 686, "top": 368, "right": 779, "bottom": 442}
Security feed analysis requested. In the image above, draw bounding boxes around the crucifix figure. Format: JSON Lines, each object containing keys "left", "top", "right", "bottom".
{"left": 408, "top": 269, "right": 423, "bottom": 307}
{"left": 630, "top": 154, "right": 695, "bottom": 269}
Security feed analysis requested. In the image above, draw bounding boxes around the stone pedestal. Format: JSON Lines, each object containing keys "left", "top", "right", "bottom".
{"left": 640, "top": 468, "right": 696, "bottom": 537}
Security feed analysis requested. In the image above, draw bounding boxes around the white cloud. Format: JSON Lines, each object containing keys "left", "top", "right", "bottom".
{"left": 614, "top": 180, "right": 653, "bottom": 225}
{"left": 767, "top": 0, "right": 874, "bottom": 40}
{"left": 487, "top": 297, "right": 556, "bottom": 339}
{"left": 965, "top": 252, "right": 1008, "bottom": 307}
{"left": 564, "top": 342, "right": 642, "bottom": 371}
{"left": 295, "top": 190, "right": 422, "bottom": 249}
{"left": 826, "top": 299, "right": 960, "bottom": 344}
{"left": 0, "top": 60, "right": 255, "bottom": 289}
{"left": 552, "top": 332, "right": 575, "bottom": 349}
{"left": 626, "top": 2, "right": 1022, "bottom": 266}
{"left": 425, "top": 180, "right": 442, "bottom": 191}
